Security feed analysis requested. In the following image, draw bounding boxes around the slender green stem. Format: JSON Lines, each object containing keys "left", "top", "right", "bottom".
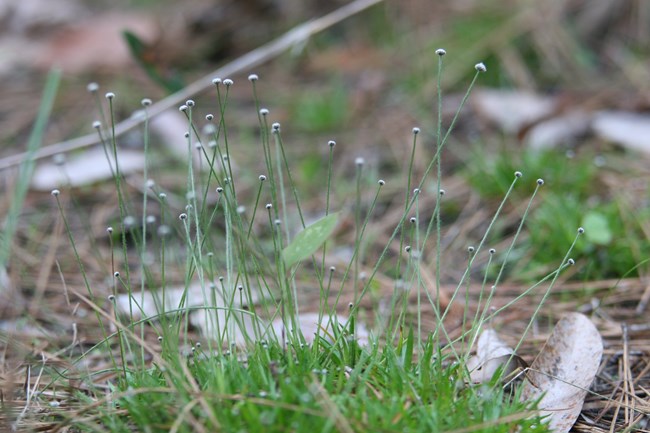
{"left": 434, "top": 54, "right": 444, "bottom": 349}
{"left": 352, "top": 69, "right": 484, "bottom": 326}
{"left": 354, "top": 159, "right": 364, "bottom": 303}
{"left": 512, "top": 230, "right": 583, "bottom": 355}
{"left": 52, "top": 193, "right": 117, "bottom": 371}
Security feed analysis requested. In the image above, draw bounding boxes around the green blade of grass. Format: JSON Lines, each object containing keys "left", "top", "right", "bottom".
{"left": 0, "top": 69, "right": 61, "bottom": 269}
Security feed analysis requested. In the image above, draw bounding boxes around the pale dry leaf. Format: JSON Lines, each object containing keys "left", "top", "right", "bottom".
{"left": 192, "top": 311, "right": 369, "bottom": 347}
{"left": 472, "top": 89, "right": 556, "bottom": 134}
{"left": 592, "top": 111, "right": 650, "bottom": 155}
{"left": 521, "top": 312, "right": 603, "bottom": 433}
{"left": 190, "top": 306, "right": 263, "bottom": 347}
{"left": 467, "top": 328, "right": 520, "bottom": 384}
{"left": 116, "top": 282, "right": 262, "bottom": 346}
{"left": 114, "top": 284, "right": 371, "bottom": 348}
{"left": 114, "top": 282, "right": 258, "bottom": 320}
{"left": 525, "top": 110, "right": 591, "bottom": 150}
{"left": 269, "top": 312, "right": 369, "bottom": 346}
{"left": 31, "top": 146, "right": 145, "bottom": 190}
{"left": 115, "top": 285, "right": 199, "bottom": 319}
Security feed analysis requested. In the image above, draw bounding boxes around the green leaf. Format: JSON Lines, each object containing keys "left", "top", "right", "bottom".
{"left": 122, "top": 30, "right": 184, "bottom": 93}
{"left": 282, "top": 212, "right": 340, "bottom": 268}
{"left": 582, "top": 211, "right": 612, "bottom": 245}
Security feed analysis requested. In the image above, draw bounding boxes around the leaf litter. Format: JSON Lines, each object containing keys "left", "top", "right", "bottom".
{"left": 522, "top": 313, "right": 603, "bottom": 433}
{"left": 466, "top": 327, "right": 526, "bottom": 385}
{"left": 469, "top": 313, "right": 604, "bottom": 433}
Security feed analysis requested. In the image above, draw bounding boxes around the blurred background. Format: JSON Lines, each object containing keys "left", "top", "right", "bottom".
{"left": 3, "top": 0, "right": 649, "bottom": 145}
{"left": 2, "top": 4, "right": 649, "bottom": 431}
{"left": 1, "top": 0, "right": 649, "bottom": 283}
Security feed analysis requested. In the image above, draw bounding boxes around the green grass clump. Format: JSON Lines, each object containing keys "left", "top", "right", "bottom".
{"left": 464, "top": 146, "right": 649, "bottom": 281}
{"left": 464, "top": 146, "right": 597, "bottom": 200}
{"left": 528, "top": 196, "right": 650, "bottom": 281}
{"left": 76, "top": 336, "right": 547, "bottom": 433}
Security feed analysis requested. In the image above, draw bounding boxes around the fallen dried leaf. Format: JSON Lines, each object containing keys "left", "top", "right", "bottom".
{"left": 114, "top": 283, "right": 257, "bottom": 320}
{"left": 269, "top": 312, "right": 369, "bottom": 346}
{"left": 31, "top": 146, "right": 145, "bottom": 190}
{"left": 116, "top": 283, "right": 262, "bottom": 345}
{"left": 472, "top": 89, "right": 556, "bottom": 134}
{"left": 114, "top": 284, "right": 368, "bottom": 347}
{"left": 521, "top": 312, "right": 603, "bottom": 433}
{"left": 525, "top": 110, "right": 591, "bottom": 150}
{"left": 592, "top": 111, "right": 650, "bottom": 155}
{"left": 467, "top": 328, "right": 523, "bottom": 384}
